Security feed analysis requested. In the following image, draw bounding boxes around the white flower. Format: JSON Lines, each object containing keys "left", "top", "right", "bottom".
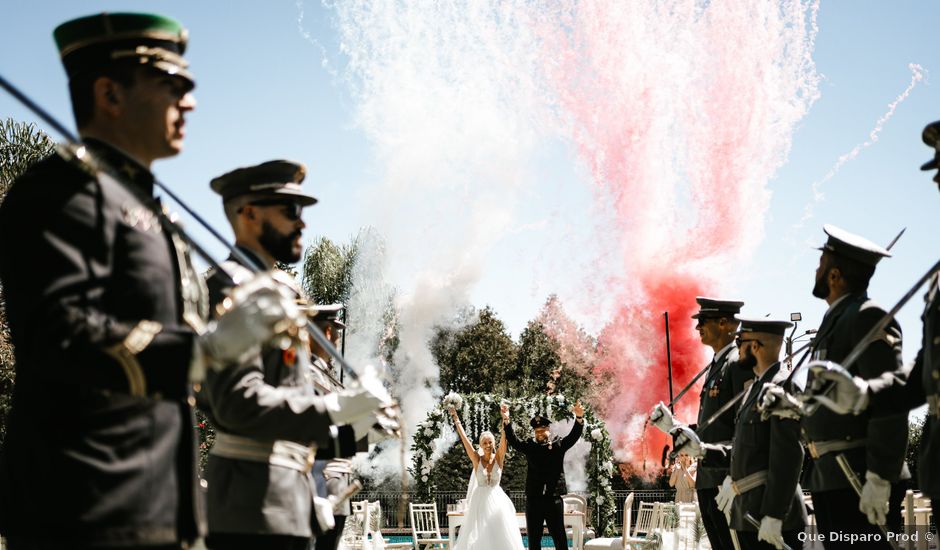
{"left": 596, "top": 496, "right": 604, "bottom": 504}
{"left": 421, "top": 475, "right": 428, "bottom": 482}
{"left": 555, "top": 395, "right": 565, "bottom": 403}
{"left": 603, "top": 461, "right": 613, "bottom": 474}
{"left": 591, "top": 428, "right": 603, "bottom": 441}
{"left": 443, "top": 392, "right": 464, "bottom": 411}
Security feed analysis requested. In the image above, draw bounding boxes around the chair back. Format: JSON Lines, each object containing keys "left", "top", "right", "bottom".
{"left": 632, "top": 501, "right": 655, "bottom": 537}
{"left": 655, "top": 502, "right": 677, "bottom": 531}
{"left": 343, "top": 500, "right": 372, "bottom": 550}
{"left": 563, "top": 493, "right": 587, "bottom": 514}
{"left": 620, "top": 492, "right": 635, "bottom": 550}
{"left": 410, "top": 502, "right": 443, "bottom": 540}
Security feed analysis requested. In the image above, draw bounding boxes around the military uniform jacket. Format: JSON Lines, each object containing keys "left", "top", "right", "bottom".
{"left": 724, "top": 363, "right": 806, "bottom": 532}
{"left": 0, "top": 141, "right": 206, "bottom": 545}
{"left": 695, "top": 342, "right": 751, "bottom": 489}
{"left": 201, "top": 248, "right": 342, "bottom": 537}
{"left": 801, "top": 292, "right": 910, "bottom": 493}
{"left": 504, "top": 419, "right": 583, "bottom": 497}
{"left": 867, "top": 273, "right": 940, "bottom": 497}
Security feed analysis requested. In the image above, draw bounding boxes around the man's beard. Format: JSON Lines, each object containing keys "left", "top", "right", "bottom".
{"left": 737, "top": 350, "right": 757, "bottom": 371}
{"left": 259, "top": 221, "right": 301, "bottom": 264}
{"left": 812, "top": 268, "right": 831, "bottom": 299}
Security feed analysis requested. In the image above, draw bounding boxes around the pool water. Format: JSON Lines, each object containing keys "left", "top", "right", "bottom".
{"left": 385, "top": 536, "right": 563, "bottom": 547}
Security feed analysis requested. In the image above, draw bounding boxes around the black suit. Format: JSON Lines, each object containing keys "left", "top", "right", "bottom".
{"left": 0, "top": 141, "right": 206, "bottom": 546}
{"left": 695, "top": 343, "right": 751, "bottom": 550}
{"left": 504, "top": 419, "right": 583, "bottom": 550}
{"left": 802, "top": 292, "right": 909, "bottom": 548}
{"left": 865, "top": 273, "right": 940, "bottom": 511}
{"left": 732, "top": 364, "right": 805, "bottom": 544}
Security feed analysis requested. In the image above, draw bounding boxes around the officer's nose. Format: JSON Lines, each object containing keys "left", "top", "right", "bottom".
{"left": 179, "top": 92, "right": 196, "bottom": 112}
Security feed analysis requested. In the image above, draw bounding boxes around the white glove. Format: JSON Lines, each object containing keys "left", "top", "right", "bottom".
{"left": 649, "top": 401, "right": 676, "bottom": 433}
{"left": 324, "top": 365, "right": 392, "bottom": 425}
{"left": 757, "top": 516, "right": 785, "bottom": 549}
{"left": 859, "top": 471, "right": 891, "bottom": 525}
{"left": 759, "top": 384, "right": 803, "bottom": 421}
{"left": 670, "top": 425, "right": 704, "bottom": 459}
{"left": 313, "top": 495, "right": 336, "bottom": 532}
{"left": 715, "top": 475, "right": 735, "bottom": 522}
{"left": 199, "top": 272, "right": 303, "bottom": 367}
{"left": 807, "top": 361, "right": 870, "bottom": 415}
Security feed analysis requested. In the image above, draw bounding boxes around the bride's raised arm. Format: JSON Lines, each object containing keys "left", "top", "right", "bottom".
{"left": 495, "top": 422, "right": 508, "bottom": 468}
{"left": 449, "top": 406, "right": 479, "bottom": 467}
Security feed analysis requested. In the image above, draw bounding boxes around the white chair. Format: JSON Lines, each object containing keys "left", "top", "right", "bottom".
{"left": 367, "top": 501, "right": 413, "bottom": 550}
{"left": 631, "top": 501, "right": 656, "bottom": 538}
{"left": 584, "top": 493, "right": 648, "bottom": 550}
{"left": 340, "top": 500, "right": 372, "bottom": 550}
{"left": 409, "top": 502, "right": 449, "bottom": 550}
{"left": 563, "top": 493, "right": 595, "bottom": 542}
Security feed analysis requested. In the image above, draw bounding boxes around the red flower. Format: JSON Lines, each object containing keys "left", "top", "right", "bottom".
{"left": 198, "top": 422, "right": 206, "bottom": 429}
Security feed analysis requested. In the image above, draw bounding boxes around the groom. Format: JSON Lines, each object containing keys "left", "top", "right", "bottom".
{"left": 502, "top": 401, "right": 584, "bottom": 550}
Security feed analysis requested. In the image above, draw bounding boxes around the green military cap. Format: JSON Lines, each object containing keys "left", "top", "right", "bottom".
{"left": 734, "top": 316, "right": 793, "bottom": 337}
{"left": 210, "top": 160, "right": 317, "bottom": 206}
{"left": 691, "top": 296, "right": 744, "bottom": 320}
{"left": 54, "top": 12, "right": 194, "bottom": 88}
{"left": 817, "top": 224, "right": 890, "bottom": 267}
{"left": 303, "top": 303, "right": 346, "bottom": 328}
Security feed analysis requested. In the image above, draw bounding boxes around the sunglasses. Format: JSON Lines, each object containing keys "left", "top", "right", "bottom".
{"left": 242, "top": 199, "right": 304, "bottom": 221}
{"left": 735, "top": 337, "right": 763, "bottom": 348}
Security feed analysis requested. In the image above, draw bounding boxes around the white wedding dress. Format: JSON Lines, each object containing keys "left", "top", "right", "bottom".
{"left": 452, "top": 460, "right": 525, "bottom": 550}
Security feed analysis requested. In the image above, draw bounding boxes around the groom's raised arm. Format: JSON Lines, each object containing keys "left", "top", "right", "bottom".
{"left": 560, "top": 400, "right": 585, "bottom": 451}
{"left": 501, "top": 404, "right": 528, "bottom": 453}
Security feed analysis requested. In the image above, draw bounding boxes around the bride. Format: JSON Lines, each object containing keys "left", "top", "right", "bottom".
{"left": 448, "top": 406, "right": 525, "bottom": 550}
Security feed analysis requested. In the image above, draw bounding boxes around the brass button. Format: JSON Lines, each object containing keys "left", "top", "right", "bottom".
{"left": 187, "top": 395, "right": 197, "bottom": 407}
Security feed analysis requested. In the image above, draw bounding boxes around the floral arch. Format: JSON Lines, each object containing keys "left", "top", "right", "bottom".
{"left": 409, "top": 392, "right": 616, "bottom": 536}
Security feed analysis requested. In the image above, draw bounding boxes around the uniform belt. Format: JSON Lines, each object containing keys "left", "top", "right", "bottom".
{"left": 928, "top": 394, "right": 938, "bottom": 417}
{"left": 806, "top": 438, "right": 866, "bottom": 460}
{"left": 211, "top": 432, "right": 317, "bottom": 473}
{"left": 732, "top": 470, "right": 768, "bottom": 495}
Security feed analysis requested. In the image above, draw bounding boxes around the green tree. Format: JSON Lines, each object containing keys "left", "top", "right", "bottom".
{"left": 515, "top": 320, "right": 563, "bottom": 397}
{"left": 435, "top": 306, "right": 517, "bottom": 395}
{"left": 0, "top": 119, "right": 55, "bottom": 444}
{"left": 301, "top": 235, "right": 359, "bottom": 304}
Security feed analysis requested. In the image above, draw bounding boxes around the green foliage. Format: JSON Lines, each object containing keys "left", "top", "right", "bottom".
{"left": 0, "top": 119, "right": 54, "bottom": 445}
{"left": 302, "top": 235, "right": 359, "bottom": 304}
{"left": 435, "top": 307, "right": 517, "bottom": 395}
{"left": 907, "top": 415, "right": 925, "bottom": 486}
{"left": 195, "top": 408, "right": 217, "bottom": 474}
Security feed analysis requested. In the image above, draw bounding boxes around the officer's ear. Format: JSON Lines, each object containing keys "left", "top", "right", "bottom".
{"left": 92, "top": 77, "right": 125, "bottom": 118}
{"left": 239, "top": 204, "right": 257, "bottom": 221}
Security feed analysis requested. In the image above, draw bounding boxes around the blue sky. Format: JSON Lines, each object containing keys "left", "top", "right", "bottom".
{"left": 2, "top": 0, "right": 938, "bottom": 374}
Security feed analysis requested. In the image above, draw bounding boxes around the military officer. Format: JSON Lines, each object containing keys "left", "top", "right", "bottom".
{"left": 674, "top": 318, "right": 806, "bottom": 550}
{"left": 307, "top": 304, "right": 346, "bottom": 391}
{"left": 650, "top": 297, "right": 748, "bottom": 550}
{"left": 806, "top": 122, "right": 940, "bottom": 520}
{"left": 799, "top": 225, "right": 910, "bottom": 547}
{"left": 502, "top": 402, "right": 584, "bottom": 550}
{"left": 304, "top": 304, "right": 363, "bottom": 550}
{"left": 315, "top": 458, "right": 357, "bottom": 550}
{"left": 0, "top": 13, "right": 301, "bottom": 549}
{"left": 201, "top": 161, "right": 382, "bottom": 550}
